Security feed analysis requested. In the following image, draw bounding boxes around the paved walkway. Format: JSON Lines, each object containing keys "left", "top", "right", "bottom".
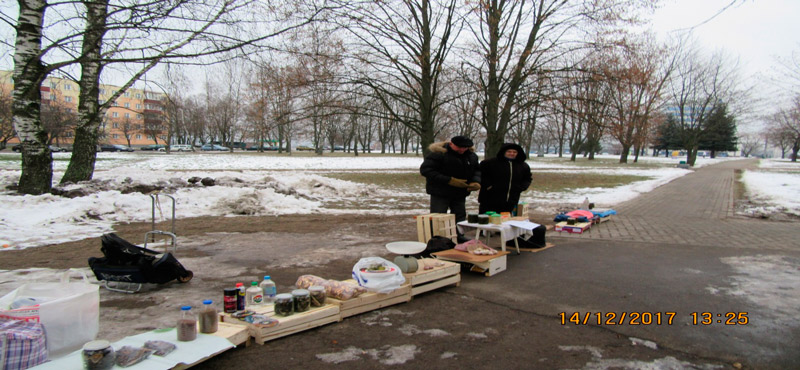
{"left": 552, "top": 159, "right": 797, "bottom": 251}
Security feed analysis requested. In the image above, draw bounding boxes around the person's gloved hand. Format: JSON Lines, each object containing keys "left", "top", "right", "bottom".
{"left": 467, "top": 182, "right": 481, "bottom": 191}
{"left": 448, "top": 177, "right": 468, "bottom": 188}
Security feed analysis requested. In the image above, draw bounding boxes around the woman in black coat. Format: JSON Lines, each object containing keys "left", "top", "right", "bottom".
{"left": 478, "top": 143, "right": 532, "bottom": 214}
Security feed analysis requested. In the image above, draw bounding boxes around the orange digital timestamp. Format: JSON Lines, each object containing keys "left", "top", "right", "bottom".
{"left": 690, "top": 312, "right": 749, "bottom": 325}
{"left": 559, "top": 312, "right": 677, "bottom": 325}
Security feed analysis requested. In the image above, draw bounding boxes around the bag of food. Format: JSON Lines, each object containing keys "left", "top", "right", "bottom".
{"left": 0, "top": 269, "right": 99, "bottom": 358}
{"left": 1, "top": 318, "right": 48, "bottom": 369}
{"left": 295, "top": 275, "right": 367, "bottom": 301}
{"left": 351, "top": 257, "right": 406, "bottom": 294}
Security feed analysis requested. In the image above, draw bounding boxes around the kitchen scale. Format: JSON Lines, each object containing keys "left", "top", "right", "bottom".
{"left": 385, "top": 241, "right": 426, "bottom": 273}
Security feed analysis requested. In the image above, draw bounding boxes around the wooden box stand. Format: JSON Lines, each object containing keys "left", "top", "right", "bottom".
{"left": 212, "top": 321, "right": 252, "bottom": 347}
{"left": 431, "top": 249, "right": 510, "bottom": 276}
{"left": 554, "top": 221, "right": 591, "bottom": 234}
{"left": 416, "top": 213, "right": 457, "bottom": 243}
{"left": 403, "top": 258, "right": 461, "bottom": 296}
{"left": 327, "top": 280, "right": 412, "bottom": 319}
{"left": 220, "top": 303, "right": 341, "bottom": 345}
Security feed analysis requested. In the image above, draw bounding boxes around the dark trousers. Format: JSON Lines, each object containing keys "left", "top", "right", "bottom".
{"left": 429, "top": 195, "right": 467, "bottom": 223}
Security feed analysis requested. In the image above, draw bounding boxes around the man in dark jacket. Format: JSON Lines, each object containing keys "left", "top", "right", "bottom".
{"left": 420, "top": 136, "right": 481, "bottom": 227}
{"left": 478, "top": 143, "right": 532, "bottom": 214}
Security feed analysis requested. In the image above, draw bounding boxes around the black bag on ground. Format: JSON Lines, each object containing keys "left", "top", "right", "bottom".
{"left": 415, "top": 236, "right": 456, "bottom": 258}
{"left": 89, "top": 233, "right": 192, "bottom": 284}
{"left": 507, "top": 225, "right": 547, "bottom": 249}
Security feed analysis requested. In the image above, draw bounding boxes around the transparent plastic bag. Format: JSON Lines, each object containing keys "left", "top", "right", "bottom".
{"left": 351, "top": 257, "right": 406, "bottom": 294}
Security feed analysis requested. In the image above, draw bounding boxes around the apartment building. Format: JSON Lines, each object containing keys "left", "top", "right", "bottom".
{"left": 1, "top": 70, "right": 167, "bottom": 146}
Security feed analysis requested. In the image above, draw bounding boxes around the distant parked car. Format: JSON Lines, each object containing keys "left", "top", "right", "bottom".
{"left": 246, "top": 145, "right": 279, "bottom": 151}
{"left": 140, "top": 144, "right": 166, "bottom": 151}
{"left": 333, "top": 145, "right": 345, "bottom": 151}
{"left": 296, "top": 145, "right": 315, "bottom": 151}
{"left": 11, "top": 144, "right": 22, "bottom": 152}
{"left": 100, "top": 144, "right": 134, "bottom": 152}
{"left": 49, "top": 145, "right": 69, "bottom": 152}
{"left": 200, "top": 144, "right": 228, "bottom": 151}
{"left": 159, "top": 144, "right": 193, "bottom": 152}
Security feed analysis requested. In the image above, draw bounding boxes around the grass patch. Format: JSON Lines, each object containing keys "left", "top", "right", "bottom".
{"left": 324, "top": 170, "right": 649, "bottom": 194}
{"left": 532, "top": 172, "right": 650, "bottom": 192}
{"left": 323, "top": 171, "right": 424, "bottom": 191}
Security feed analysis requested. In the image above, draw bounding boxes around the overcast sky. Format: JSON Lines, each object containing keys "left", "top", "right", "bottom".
{"left": 650, "top": 0, "right": 799, "bottom": 87}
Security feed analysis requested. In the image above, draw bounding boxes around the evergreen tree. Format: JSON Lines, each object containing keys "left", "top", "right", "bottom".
{"left": 654, "top": 114, "right": 681, "bottom": 155}
{"left": 699, "top": 103, "right": 737, "bottom": 158}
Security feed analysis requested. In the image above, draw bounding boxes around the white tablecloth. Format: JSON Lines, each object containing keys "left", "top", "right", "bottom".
{"left": 457, "top": 220, "right": 540, "bottom": 242}
{"left": 31, "top": 328, "right": 235, "bottom": 370}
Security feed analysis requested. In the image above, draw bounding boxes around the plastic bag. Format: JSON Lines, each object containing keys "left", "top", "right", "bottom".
{"left": 0, "top": 269, "right": 99, "bottom": 358}
{"left": 351, "top": 257, "right": 406, "bottom": 294}
{"left": 455, "top": 239, "right": 497, "bottom": 255}
{"left": 295, "top": 275, "right": 367, "bottom": 301}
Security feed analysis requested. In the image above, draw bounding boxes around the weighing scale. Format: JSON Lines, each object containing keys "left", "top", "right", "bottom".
{"left": 385, "top": 241, "right": 426, "bottom": 273}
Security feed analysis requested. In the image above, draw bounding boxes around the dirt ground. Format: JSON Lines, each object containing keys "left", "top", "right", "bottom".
{"left": 2, "top": 212, "right": 733, "bottom": 369}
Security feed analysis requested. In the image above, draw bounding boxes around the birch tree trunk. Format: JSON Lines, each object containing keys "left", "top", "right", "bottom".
{"left": 13, "top": 0, "right": 52, "bottom": 195}
{"left": 60, "top": 0, "right": 108, "bottom": 184}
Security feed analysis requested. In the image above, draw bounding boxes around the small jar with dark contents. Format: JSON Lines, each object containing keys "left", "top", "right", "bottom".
{"left": 274, "top": 293, "right": 294, "bottom": 316}
{"left": 292, "top": 289, "right": 311, "bottom": 312}
{"left": 308, "top": 285, "right": 326, "bottom": 307}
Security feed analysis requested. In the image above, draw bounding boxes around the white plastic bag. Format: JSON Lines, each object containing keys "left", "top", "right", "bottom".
{"left": 0, "top": 269, "right": 99, "bottom": 358}
{"left": 351, "top": 257, "right": 406, "bottom": 294}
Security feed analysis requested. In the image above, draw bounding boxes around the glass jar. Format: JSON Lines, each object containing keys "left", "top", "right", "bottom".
{"left": 490, "top": 214, "right": 502, "bottom": 224}
{"left": 292, "top": 289, "right": 311, "bottom": 312}
{"left": 478, "top": 215, "right": 489, "bottom": 224}
{"left": 467, "top": 213, "right": 479, "bottom": 223}
{"left": 177, "top": 306, "right": 197, "bottom": 341}
{"left": 82, "top": 340, "right": 115, "bottom": 370}
{"left": 274, "top": 293, "right": 294, "bottom": 316}
{"left": 198, "top": 300, "right": 218, "bottom": 334}
{"left": 308, "top": 285, "right": 326, "bottom": 307}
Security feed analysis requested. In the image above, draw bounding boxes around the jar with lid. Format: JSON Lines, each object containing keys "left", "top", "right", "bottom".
{"left": 467, "top": 213, "right": 479, "bottom": 223}
{"left": 82, "top": 340, "right": 115, "bottom": 370}
{"left": 177, "top": 306, "right": 197, "bottom": 341}
{"left": 292, "top": 289, "right": 311, "bottom": 312}
{"left": 490, "top": 214, "right": 502, "bottom": 224}
{"left": 198, "top": 300, "right": 218, "bottom": 334}
{"left": 478, "top": 214, "right": 489, "bottom": 224}
{"left": 308, "top": 285, "right": 326, "bottom": 307}
{"left": 274, "top": 293, "right": 294, "bottom": 316}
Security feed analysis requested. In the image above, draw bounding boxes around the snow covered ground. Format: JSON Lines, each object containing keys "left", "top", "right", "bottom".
{"left": 0, "top": 152, "right": 793, "bottom": 250}
{"left": 739, "top": 158, "right": 800, "bottom": 217}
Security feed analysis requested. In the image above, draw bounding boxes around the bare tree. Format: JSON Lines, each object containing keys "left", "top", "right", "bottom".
{"left": 0, "top": 83, "right": 13, "bottom": 149}
{"left": 335, "top": 0, "right": 462, "bottom": 155}
{"left": 461, "top": 0, "right": 653, "bottom": 158}
{"left": 603, "top": 37, "right": 673, "bottom": 163}
{"left": 6, "top": 0, "right": 329, "bottom": 194}
{"left": 667, "top": 43, "right": 741, "bottom": 166}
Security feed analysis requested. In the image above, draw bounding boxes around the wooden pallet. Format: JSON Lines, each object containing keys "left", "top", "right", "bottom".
{"left": 211, "top": 321, "right": 251, "bottom": 347}
{"left": 432, "top": 249, "right": 510, "bottom": 276}
{"left": 403, "top": 258, "right": 461, "bottom": 296}
{"left": 514, "top": 242, "right": 556, "bottom": 253}
{"left": 220, "top": 303, "right": 341, "bottom": 345}
{"left": 554, "top": 221, "right": 591, "bottom": 234}
{"left": 415, "top": 213, "right": 457, "bottom": 243}
{"left": 327, "top": 280, "right": 412, "bottom": 319}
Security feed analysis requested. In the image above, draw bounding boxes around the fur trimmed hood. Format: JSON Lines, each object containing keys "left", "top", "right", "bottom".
{"left": 428, "top": 141, "right": 476, "bottom": 154}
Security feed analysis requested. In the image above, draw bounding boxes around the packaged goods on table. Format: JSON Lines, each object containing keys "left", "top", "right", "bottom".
{"left": 295, "top": 275, "right": 367, "bottom": 300}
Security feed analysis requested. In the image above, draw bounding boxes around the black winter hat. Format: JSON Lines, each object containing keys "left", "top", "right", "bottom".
{"left": 450, "top": 136, "right": 474, "bottom": 148}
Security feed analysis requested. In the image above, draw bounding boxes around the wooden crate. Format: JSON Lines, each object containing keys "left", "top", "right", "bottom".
{"left": 554, "top": 221, "right": 591, "bottom": 234}
{"left": 415, "top": 213, "right": 457, "bottom": 243}
{"left": 432, "top": 249, "right": 510, "bottom": 277}
{"left": 403, "top": 258, "right": 461, "bottom": 296}
{"left": 211, "top": 321, "right": 251, "bottom": 347}
{"left": 514, "top": 203, "right": 530, "bottom": 217}
{"left": 221, "top": 303, "right": 341, "bottom": 345}
{"left": 327, "top": 280, "right": 412, "bottom": 319}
